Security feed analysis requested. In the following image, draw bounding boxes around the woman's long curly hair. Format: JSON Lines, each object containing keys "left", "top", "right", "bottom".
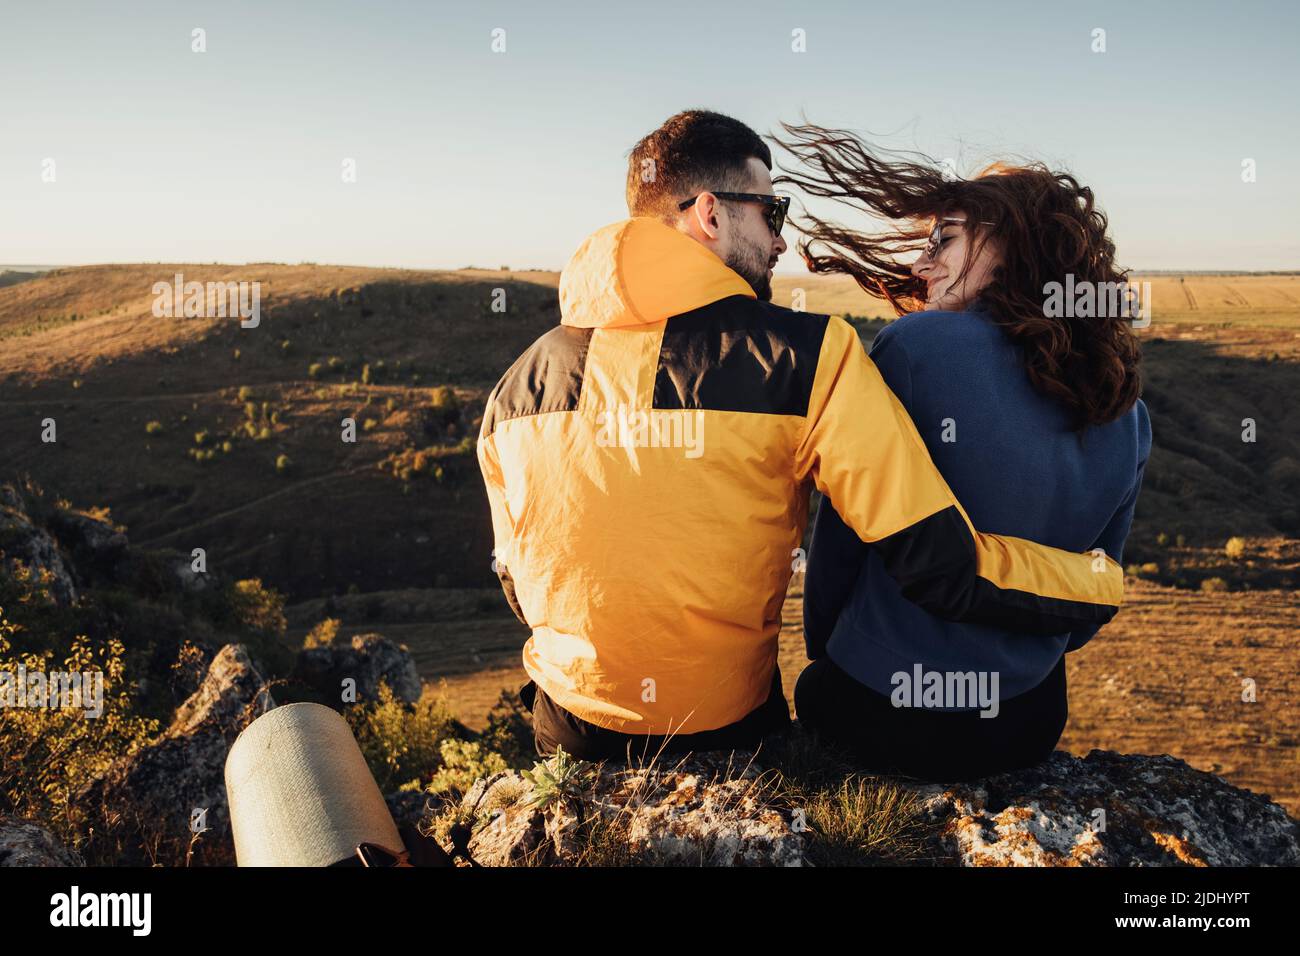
{"left": 772, "top": 122, "right": 1142, "bottom": 429}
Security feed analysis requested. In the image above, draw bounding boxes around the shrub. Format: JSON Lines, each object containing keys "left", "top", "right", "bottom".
{"left": 1201, "top": 577, "right": 1229, "bottom": 593}
{"left": 228, "top": 579, "right": 287, "bottom": 639}
{"left": 427, "top": 738, "right": 509, "bottom": 797}
{"left": 237, "top": 386, "right": 253, "bottom": 402}
{"left": 144, "top": 421, "right": 164, "bottom": 435}
{"left": 308, "top": 363, "right": 323, "bottom": 379}
{"left": 194, "top": 430, "right": 209, "bottom": 446}
{"left": 346, "top": 684, "right": 459, "bottom": 793}
{"left": 0, "top": 618, "right": 160, "bottom": 857}
{"left": 275, "top": 453, "right": 292, "bottom": 475}
{"left": 303, "top": 617, "right": 341, "bottom": 649}
{"left": 1225, "top": 537, "right": 1247, "bottom": 560}
{"left": 430, "top": 385, "right": 458, "bottom": 413}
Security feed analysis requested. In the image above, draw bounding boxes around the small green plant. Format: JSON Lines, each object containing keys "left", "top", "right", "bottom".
{"left": 522, "top": 748, "right": 594, "bottom": 811}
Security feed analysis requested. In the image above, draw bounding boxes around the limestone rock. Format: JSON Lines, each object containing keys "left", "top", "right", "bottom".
{"left": 919, "top": 750, "right": 1300, "bottom": 867}
{"left": 0, "top": 817, "right": 84, "bottom": 867}
{"left": 460, "top": 754, "right": 808, "bottom": 867}
{"left": 454, "top": 748, "right": 1299, "bottom": 868}
{"left": 77, "top": 644, "right": 274, "bottom": 866}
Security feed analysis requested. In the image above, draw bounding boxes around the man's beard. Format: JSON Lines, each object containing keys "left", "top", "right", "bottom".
{"left": 725, "top": 233, "right": 772, "bottom": 302}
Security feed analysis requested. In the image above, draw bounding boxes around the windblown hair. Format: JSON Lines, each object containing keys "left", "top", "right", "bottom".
{"left": 772, "top": 122, "right": 1142, "bottom": 429}
{"left": 626, "top": 109, "right": 772, "bottom": 220}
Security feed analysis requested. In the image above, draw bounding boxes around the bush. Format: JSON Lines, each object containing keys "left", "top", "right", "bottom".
{"left": 346, "top": 685, "right": 460, "bottom": 793}
{"left": 0, "top": 618, "right": 160, "bottom": 858}
{"left": 275, "top": 453, "right": 292, "bottom": 475}
{"left": 430, "top": 385, "right": 459, "bottom": 413}
{"left": 303, "top": 617, "right": 341, "bottom": 649}
{"left": 427, "top": 739, "right": 509, "bottom": 797}
{"left": 237, "top": 386, "right": 253, "bottom": 402}
{"left": 1225, "top": 537, "right": 1247, "bottom": 560}
{"left": 228, "top": 579, "right": 287, "bottom": 639}
{"left": 1201, "top": 577, "right": 1229, "bottom": 593}
{"left": 144, "top": 421, "right": 164, "bottom": 435}
{"left": 308, "top": 363, "right": 323, "bottom": 379}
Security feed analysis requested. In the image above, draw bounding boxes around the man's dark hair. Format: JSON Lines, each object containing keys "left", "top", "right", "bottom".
{"left": 626, "top": 109, "right": 772, "bottom": 219}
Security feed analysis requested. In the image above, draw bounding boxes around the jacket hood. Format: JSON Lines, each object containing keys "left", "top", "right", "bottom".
{"left": 559, "top": 217, "right": 756, "bottom": 329}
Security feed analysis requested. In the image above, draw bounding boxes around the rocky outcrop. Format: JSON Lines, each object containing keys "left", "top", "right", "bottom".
{"left": 292, "top": 633, "right": 421, "bottom": 705}
{"left": 454, "top": 748, "right": 1300, "bottom": 868}
{"left": 917, "top": 750, "right": 1300, "bottom": 866}
{"left": 77, "top": 644, "right": 274, "bottom": 866}
{"left": 0, "top": 818, "right": 84, "bottom": 867}
{"left": 460, "top": 752, "right": 807, "bottom": 867}
{"left": 0, "top": 485, "right": 79, "bottom": 606}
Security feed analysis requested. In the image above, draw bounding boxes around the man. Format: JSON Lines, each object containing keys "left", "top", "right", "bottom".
{"left": 477, "top": 109, "right": 1122, "bottom": 760}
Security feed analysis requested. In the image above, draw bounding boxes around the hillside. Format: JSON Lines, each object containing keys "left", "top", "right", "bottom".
{"left": 4, "top": 267, "right": 1298, "bottom": 604}
{"left": 2, "top": 264, "right": 1298, "bottom": 843}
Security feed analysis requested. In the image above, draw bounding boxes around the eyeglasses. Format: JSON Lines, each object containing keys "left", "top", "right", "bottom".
{"left": 678, "top": 191, "right": 791, "bottom": 236}
{"left": 923, "top": 216, "right": 994, "bottom": 259}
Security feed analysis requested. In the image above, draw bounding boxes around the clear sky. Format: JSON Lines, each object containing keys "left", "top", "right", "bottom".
{"left": 1, "top": 0, "right": 1296, "bottom": 271}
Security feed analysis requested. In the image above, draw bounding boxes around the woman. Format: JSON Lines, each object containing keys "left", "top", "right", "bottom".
{"left": 774, "top": 124, "right": 1151, "bottom": 781}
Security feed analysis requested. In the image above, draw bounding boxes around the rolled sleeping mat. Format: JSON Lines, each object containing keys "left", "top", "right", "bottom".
{"left": 225, "top": 701, "right": 403, "bottom": 866}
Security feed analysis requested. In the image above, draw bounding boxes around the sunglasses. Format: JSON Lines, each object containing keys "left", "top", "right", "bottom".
{"left": 923, "top": 216, "right": 995, "bottom": 259}
{"left": 678, "top": 192, "right": 790, "bottom": 236}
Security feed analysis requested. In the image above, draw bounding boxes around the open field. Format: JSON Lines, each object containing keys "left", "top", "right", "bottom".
{"left": 773, "top": 271, "right": 1300, "bottom": 328}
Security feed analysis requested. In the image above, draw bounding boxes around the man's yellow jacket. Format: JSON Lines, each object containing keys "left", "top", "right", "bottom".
{"left": 477, "top": 217, "right": 1122, "bottom": 736}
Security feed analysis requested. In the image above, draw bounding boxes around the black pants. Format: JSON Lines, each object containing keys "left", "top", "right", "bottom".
{"left": 521, "top": 668, "right": 792, "bottom": 762}
{"left": 794, "top": 655, "right": 1068, "bottom": 782}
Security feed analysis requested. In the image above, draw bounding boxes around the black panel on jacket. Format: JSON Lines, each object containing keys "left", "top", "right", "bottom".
{"left": 653, "top": 296, "right": 830, "bottom": 416}
{"left": 482, "top": 325, "right": 594, "bottom": 436}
